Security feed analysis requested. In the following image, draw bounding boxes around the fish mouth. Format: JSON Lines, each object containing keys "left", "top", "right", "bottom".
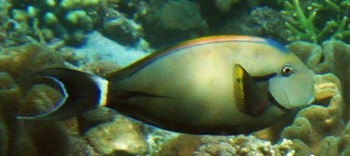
{"left": 267, "top": 85, "right": 290, "bottom": 112}
{"left": 268, "top": 94, "right": 289, "bottom": 112}
{"left": 307, "top": 96, "right": 315, "bottom": 104}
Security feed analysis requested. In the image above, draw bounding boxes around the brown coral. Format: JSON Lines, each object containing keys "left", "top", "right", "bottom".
{"left": 287, "top": 40, "right": 350, "bottom": 119}
{"left": 138, "top": 0, "right": 208, "bottom": 47}
{"left": 194, "top": 135, "right": 295, "bottom": 156}
{"left": 214, "top": 0, "right": 240, "bottom": 12}
{"left": 0, "top": 43, "right": 67, "bottom": 156}
{"left": 281, "top": 40, "right": 350, "bottom": 155}
{"left": 0, "top": 43, "right": 65, "bottom": 77}
{"left": 84, "top": 114, "right": 148, "bottom": 155}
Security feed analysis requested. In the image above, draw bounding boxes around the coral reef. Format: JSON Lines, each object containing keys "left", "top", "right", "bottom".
{"left": 282, "top": 73, "right": 345, "bottom": 155}
{"left": 187, "top": 40, "right": 350, "bottom": 156}
{"left": 9, "top": 0, "right": 104, "bottom": 45}
{"left": 5, "top": 0, "right": 337, "bottom": 48}
{"left": 0, "top": 43, "right": 66, "bottom": 156}
{"left": 214, "top": 0, "right": 240, "bottom": 12}
{"left": 0, "top": 43, "right": 64, "bottom": 77}
{"left": 84, "top": 113, "right": 148, "bottom": 155}
{"left": 280, "top": 40, "right": 350, "bottom": 155}
{"left": 0, "top": 0, "right": 149, "bottom": 48}
{"left": 243, "top": 7, "right": 290, "bottom": 43}
{"left": 3, "top": 1, "right": 350, "bottom": 155}
{"left": 6, "top": 35, "right": 350, "bottom": 156}
{"left": 138, "top": 0, "right": 208, "bottom": 47}
{"left": 281, "top": 0, "right": 350, "bottom": 43}
{"left": 0, "top": 42, "right": 151, "bottom": 156}
{"left": 0, "top": 0, "right": 32, "bottom": 47}
{"left": 8, "top": 0, "right": 350, "bottom": 49}
{"left": 100, "top": 2, "right": 146, "bottom": 48}
{"left": 193, "top": 135, "right": 295, "bottom": 156}
{"left": 287, "top": 40, "right": 350, "bottom": 112}
{"left": 144, "top": 129, "right": 201, "bottom": 156}
{"left": 0, "top": 71, "right": 21, "bottom": 156}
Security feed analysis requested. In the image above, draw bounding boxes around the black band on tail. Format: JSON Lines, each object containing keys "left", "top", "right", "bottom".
{"left": 17, "top": 68, "right": 108, "bottom": 120}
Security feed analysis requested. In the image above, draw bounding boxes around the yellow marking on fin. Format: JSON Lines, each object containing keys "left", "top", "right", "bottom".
{"left": 233, "top": 64, "right": 269, "bottom": 116}
{"left": 233, "top": 64, "right": 246, "bottom": 113}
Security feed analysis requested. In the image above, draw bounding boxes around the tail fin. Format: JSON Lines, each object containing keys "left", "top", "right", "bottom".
{"left": 17, "top": 68, "right": 108, "bottom": 120}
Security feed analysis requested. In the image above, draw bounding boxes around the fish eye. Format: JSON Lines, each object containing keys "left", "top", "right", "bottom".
{"left": 281, "top": 64, "right": 294, "bottom": 76}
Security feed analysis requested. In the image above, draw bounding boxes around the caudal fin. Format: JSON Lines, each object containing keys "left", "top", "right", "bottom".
{"left": 17, "top": 68, "right": 108, "bottom": 120}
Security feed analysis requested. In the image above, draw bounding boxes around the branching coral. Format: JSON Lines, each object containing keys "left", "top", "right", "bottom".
{"left": 282, "top": 0, "right": 350, "bottom": 43}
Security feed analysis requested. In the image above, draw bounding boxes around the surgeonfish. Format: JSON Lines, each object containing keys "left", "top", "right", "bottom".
{"left": 18, "top": 36, "right": 315, "bottom": 135}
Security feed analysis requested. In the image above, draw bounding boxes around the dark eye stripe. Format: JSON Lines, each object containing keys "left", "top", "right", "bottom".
{"left": 253, "top": 73, "right": 277, "bottom": 82}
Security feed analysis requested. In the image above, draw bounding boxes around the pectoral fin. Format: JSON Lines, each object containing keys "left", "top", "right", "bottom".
{"left": 233, "top": 64, "right": 269, "bottom": 116}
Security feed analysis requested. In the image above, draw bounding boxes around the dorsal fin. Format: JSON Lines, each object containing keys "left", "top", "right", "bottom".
{"left": 233, "top": 64, "right": 269, "bottom": 116}
{"left": 106, "top": 36, "right": 280, "bottom": 81}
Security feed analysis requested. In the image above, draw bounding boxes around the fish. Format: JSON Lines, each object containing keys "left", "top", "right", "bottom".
{"left": 18, "top": 36, "right": 315, "bottom": 135}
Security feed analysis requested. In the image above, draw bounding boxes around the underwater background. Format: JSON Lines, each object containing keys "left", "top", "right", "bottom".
{"left": 0, "top": 0, "right": 349, "bottom": 155}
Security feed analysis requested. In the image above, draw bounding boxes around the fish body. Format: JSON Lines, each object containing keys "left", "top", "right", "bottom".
{"left": 18, "top": 36, "right": 315, "bottom": 135}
